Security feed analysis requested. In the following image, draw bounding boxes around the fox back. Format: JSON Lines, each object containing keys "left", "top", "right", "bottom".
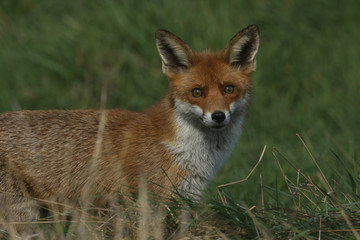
{"left": 0, "top": 25, "right": 259, "bottom": 235}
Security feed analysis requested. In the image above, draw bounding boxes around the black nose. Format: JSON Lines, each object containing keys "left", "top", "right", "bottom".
{"left": 211, "top": 111, "right": 226, "bottom": 123}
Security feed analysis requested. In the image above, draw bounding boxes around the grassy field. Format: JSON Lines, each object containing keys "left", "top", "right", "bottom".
{"left": 1, "top": 0, "right": 359, "bottom": 239}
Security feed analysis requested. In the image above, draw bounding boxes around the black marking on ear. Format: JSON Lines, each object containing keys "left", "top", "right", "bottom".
{"left": 157, "top": 37, "right": 189, "bottom": 69}
{"left": 155, "top": 29, "right": 192, "bottom": 73}
{"left": 230, "top": 40, "right": 255, "bottom": 68}
{"left": 225, "top": 24, "right": 260, "bottom": 71}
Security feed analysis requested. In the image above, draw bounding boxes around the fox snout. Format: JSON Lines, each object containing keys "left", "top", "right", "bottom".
{"left": 211, "top": 111, "right": 226, "bottom": 123}
{"left": 203, "top": 110, "right": 231, "bottom": 129}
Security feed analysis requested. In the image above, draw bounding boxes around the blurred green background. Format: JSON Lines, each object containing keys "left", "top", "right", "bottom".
{"left": 0, "top": 0, "right": 359, "bottom": 206}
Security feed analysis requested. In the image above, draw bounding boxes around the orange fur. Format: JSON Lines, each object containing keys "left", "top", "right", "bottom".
{"left": 0, "top": 25, "right": 260, "bottom": 236}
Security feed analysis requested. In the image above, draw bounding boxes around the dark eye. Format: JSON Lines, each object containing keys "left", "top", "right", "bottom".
{"left": 224, "top": 85, "right": 235, "bottom": 94}
{"left": 191, "top": 88, "right": 203, "bottom": 97}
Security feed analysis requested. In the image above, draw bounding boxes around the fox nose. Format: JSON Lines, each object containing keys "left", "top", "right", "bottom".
{"left": 211, "top": 111, "right": 226, "bottom": 123}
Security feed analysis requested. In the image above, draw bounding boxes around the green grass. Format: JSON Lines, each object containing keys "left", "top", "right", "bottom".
{"left": 1, "top": 0, "right": 360, "bottom": 238}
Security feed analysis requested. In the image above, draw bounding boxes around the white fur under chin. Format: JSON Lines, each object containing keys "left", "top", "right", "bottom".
{"left": 163, "top": 96, "right": 250, "bottom": 199}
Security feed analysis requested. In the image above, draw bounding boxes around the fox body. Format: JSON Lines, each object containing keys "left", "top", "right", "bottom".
{"left": 0, "top": 25, "right": 259, "bottom": 234}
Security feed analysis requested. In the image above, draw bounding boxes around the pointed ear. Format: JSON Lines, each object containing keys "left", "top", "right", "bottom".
{"left": 155, "top": 29, "right": 193, "bottom": 75}
{"left": 224, "top": 25, "right": 260, "bottom": 72}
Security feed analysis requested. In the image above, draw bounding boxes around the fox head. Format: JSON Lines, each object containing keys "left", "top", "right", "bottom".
{"left": 155, "top": 25, "right": 259, "bottom": 130}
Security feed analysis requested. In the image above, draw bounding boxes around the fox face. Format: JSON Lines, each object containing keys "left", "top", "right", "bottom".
{"left": 156, "top": 25, "right": 259, "bottom": 130}
{"left": 155, "top": 26, "right": 260, "bottom": 198}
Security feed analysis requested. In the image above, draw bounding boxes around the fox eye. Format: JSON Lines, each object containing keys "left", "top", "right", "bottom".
{"left": 224, "top": 85, "right": 235, "bottom": 94}
{"left": 191, "top": 88, "right": 203, "bottom": 98}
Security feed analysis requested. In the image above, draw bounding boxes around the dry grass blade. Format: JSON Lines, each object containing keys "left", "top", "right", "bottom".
{"left": 217, "top": 145, "right": 266, "bottom": 204}
{"left": 138, "top": 182, "right": 150, "bottom": 240}
{"left": 272, "top": 151, "right": 298, "bottom": 210}
{"left": 272, "top": 147, "right": 330, "bottom": 202}
{"left": 296, "top": 133, "right": 333, "bottom": 193}
{"left": 243, "top": 203, "right": 273, "bottom": 240}
{"left": 260, "top": 173, "right": 264, "bottom": 211}
{"left": 217, "top": 145, "right": 267, "bottom": 189}
{"left": 317, "top": 172, "right": 360, "bottom": 240}
{"left": 318, "top": 216, "right": 322, "bottom": 240}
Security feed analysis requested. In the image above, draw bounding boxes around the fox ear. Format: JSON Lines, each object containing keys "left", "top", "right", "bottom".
{"left": 224, "top": 25, "right": 260, "bottom": 72}
{"left": 155, "top": 29, "right": 193, "bottom": 75}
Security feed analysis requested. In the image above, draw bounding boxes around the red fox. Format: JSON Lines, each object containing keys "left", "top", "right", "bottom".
{"left": 0, "top": 25, "right": 259, "bottom": 234}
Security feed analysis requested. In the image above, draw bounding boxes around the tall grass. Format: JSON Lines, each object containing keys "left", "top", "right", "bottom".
{"left": 0, "top": 0, "right": 359, "bottom": 238}
{"left": 2, "top": 139, "right": 358, "bottom": 239}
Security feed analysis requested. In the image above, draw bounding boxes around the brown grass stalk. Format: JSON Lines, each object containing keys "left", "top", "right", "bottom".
{"left": 217, "top": 145, "right": 267, "bottom": 205}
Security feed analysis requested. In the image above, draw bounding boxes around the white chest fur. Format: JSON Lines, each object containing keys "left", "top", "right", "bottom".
{"left": 163, "top": 99, "right": 248, "bottom": 199}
